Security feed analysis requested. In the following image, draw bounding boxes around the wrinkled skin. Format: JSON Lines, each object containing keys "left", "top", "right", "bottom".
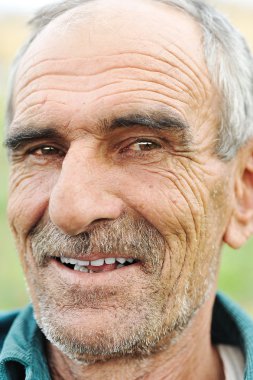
{"left": 6, "top": 0, "right": 251, "bottom": 379}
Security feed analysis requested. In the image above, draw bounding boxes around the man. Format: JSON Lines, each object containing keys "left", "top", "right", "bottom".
{"left": 1, "top": 0, "right": 253, "bottom": 378}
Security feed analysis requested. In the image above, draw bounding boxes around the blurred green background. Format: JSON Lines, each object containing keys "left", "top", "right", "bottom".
{"left": 0, "top": 2, "right": 252, "bottom": 314}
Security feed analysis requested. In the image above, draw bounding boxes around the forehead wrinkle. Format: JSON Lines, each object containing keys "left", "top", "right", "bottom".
{"left": 15, "top": 70, "right": 193, "bottom": 116}
{"left": 16, "top": 73, "right": 190, "bottom": 111}
{"left": 17, "top": 49, "right": 202, "bottom": 92}
{"left": 14, "top": 100, "right": 69, "bottom": 125}
{"left": 14, "top": 81, "right": 192, "bottom": 131}
{"left": 15, "top": 51, "right": 204, "bottom": 117}
{"left": 89, "top": 89, "right": 192, "bottom": 116}
{"left": 14, "top": 5, "right": 211, "bottom": 112}
{"left": 124, "top": 98, "right": 192, "bottom": 125}
{"left": 17, "top": 37, "right": 207, "bottom": 83}
{"left": 118, "top": 37, "right": 211, "bottom": 103}
{"left": 16, "top": 89, "right": 191, "bottom": 123}
{"left": 157, "top": 41, "right": 211, "bottom": 104}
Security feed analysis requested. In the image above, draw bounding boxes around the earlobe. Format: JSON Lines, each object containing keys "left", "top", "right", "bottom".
{"left": 223, "top": 214, "right": 253, "bottom": 249}
{"left": 223, "top": 147, "right": 253, "bottom": 249}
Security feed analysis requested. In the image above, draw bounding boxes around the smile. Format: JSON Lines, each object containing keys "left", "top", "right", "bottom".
{"left": 55, "top": 256, "right": 138, "bottom": 273}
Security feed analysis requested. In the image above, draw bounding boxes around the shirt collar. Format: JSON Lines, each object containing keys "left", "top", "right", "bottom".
{"left": 213, "top": 293, "right": 253, "bottom": 379}
{"left": 0, "top": 304, "right": 51, "bottom": 380}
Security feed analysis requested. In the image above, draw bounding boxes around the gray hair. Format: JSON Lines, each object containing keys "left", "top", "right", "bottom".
{"left": 6, "top": 0, "right": 253, "bottom": 159}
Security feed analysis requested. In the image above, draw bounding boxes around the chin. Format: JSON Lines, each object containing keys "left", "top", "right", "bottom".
{"left": 33, "top": 290, "right": 199, "bottom": 365}
{"left": 33, "top": 300, "right": 176, "bottom": 363}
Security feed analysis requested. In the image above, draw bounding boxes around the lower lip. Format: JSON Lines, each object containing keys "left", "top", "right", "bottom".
{"left": 50, "top": 258, "right": 141, "bottom": 285}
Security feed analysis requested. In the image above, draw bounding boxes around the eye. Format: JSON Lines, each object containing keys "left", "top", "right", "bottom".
{"left": 122, "top": 139, "right": 162, "bottom": 153}
{"left": 29, "top": 145, "right": 65, "bottom": 157}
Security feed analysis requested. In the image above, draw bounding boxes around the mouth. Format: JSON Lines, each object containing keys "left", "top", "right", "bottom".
{"left": 54, "top": 256, "right": 139, "bottom": 273}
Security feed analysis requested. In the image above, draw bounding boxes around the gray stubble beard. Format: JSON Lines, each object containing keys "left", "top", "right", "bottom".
{"left": 26, "top": 215, "right": 216, "bottom": 363}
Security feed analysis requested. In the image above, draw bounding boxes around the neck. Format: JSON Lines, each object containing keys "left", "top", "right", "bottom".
{"left": 47, "top": 294, "right": 224, "bottom": 380}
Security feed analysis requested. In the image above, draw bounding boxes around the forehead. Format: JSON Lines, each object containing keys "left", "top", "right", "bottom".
{"left": 12, "top": 0, "right": 217, "bottom": 134}
{"left": 18, "top": 0, "right": 206, "bottom": 67}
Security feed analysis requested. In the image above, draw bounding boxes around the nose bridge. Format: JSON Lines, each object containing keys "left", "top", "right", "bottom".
{"left": 49, "top": 144, "right": 123, "bottom": 235}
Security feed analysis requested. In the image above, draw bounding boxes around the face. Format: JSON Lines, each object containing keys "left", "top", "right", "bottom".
{"left": 7, "top": 0, "right": 235, "bottom": 362}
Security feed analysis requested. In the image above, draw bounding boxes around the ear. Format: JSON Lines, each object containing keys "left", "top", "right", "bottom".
{"left": 224, "top": 144, "right": 253, "bottom": 249}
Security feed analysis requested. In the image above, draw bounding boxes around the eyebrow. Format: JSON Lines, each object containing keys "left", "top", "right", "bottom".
{"left": 4, "top": 127, "right": 64, "bottom": 151}
{"left": 109, "top": 113, "right": 189, "bottom": 133}
{"left": 4, "top": 111, "right": 191, "bottom": 151}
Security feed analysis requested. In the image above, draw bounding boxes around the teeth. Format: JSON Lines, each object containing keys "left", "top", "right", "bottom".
{"left": 79, "top": 266, "right": 89, "bottom": 273}
{"left": 90, "top": 259, "right": 105, "bottom": 266}
{"left": 60, "top": 256, "right": 135, "bottom": 268}
{"left": 61, "top": 257, "right": 89, "bottom": 266}
{"left": 116, "top": 258, "right": 126, "bottom": 264}
{"left": 77, "top": 259, "right": 89, "bottom": 266}
{"left": 61, "top": 257, "right": 70, "bottom": 264}
{"left": 69, "top": 258, "right": 78, "bottom": 265}
{"left": 105, "top": 258, "right": 116, "bottom": 264}
{"left": 74, "top": 264, "right": 88, "bottom": 272}
{"left": 117, "top": 264, "right": 125, "bottom": 269}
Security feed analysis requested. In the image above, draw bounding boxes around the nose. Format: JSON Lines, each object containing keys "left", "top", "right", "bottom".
{"left": 48, "top": 145, "right": 124, "bottom": 235}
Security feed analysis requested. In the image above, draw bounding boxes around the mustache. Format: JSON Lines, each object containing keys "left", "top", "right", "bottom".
{"left": 29, "top": 214, "right": 166, "bottom": 267}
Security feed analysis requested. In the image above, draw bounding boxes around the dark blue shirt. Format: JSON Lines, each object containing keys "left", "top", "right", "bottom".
{"left": 0, "top": 293, "right": 253, "bottom": 379}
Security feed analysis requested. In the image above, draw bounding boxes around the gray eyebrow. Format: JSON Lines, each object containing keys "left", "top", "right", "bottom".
{"left": 4, "top": 127, "right": 64, "bottom": 151}
{"left": 109, "top": 113, "right": 190, "bottom": 132}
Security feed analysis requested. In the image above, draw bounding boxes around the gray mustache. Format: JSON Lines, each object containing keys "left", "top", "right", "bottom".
{"left": 29, "top": 214, "right": 165, "bottom": 267}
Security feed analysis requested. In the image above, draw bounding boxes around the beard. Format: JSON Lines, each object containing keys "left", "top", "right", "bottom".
{"left": 25, "top": 213, "right": 215, "bottom": 364}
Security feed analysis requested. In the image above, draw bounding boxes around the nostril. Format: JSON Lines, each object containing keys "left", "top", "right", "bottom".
{"left": 91, "top": 218, "right": 114, "bottom": 225}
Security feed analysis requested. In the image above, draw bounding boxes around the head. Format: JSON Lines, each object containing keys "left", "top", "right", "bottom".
{"left": 5, "top": 0, "right": 253, "bottom": 363}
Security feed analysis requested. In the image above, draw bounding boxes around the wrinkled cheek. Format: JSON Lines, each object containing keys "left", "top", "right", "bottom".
{"left": 159, "top": 200, "right": 206, "bottom": 293}
{"left": 122, "top": 184, "right": 202, "bottom": 295}
{"left": 7, "top": 171, "right": 56, "bottom": 242}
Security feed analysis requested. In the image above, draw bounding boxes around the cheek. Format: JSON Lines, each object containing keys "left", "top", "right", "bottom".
{"left": 117, "top": 167, "right": 196, "bottom": 259}
{"left": 118, "top": 163, "right": 223, "bottom": 288}
{"left": 120, "top": 164, "right": 201, "bottom": 239}
{"left": 8, "top": 165, "right": 59, "bottom": 238}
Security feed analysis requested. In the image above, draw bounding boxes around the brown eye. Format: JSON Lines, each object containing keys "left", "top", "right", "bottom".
{"left": 128, "top": 140, "right": 161, "bottom": 151}
{"left": 32, "top": 146, "right": 64, "bottom": 156}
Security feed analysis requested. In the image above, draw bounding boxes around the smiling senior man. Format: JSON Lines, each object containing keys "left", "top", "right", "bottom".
{"left": 1, "top": 0, "right": 253, "bottom": 379}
